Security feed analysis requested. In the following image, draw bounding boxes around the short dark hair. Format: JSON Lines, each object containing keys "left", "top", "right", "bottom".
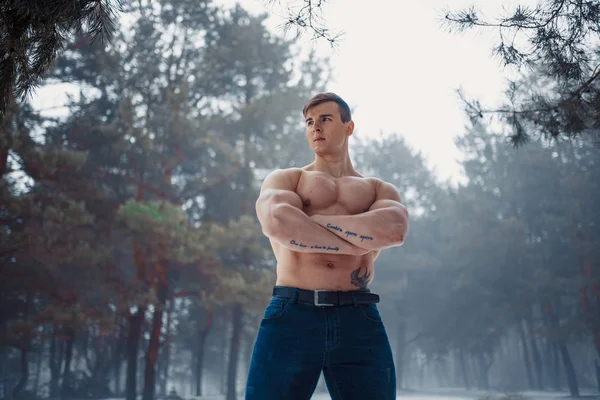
{"left": 302, "top": 92, "right": 352, "bottom": 123}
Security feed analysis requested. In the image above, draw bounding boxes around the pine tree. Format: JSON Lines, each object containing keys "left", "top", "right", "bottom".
{"left": 0, "top": 0, "right": 124, "bottom": 116}
{"left": 190, "top": 7, "right": 329, "bottom": 398}
{"left": 1, "top": 0, "right": 332, "bottom": 396}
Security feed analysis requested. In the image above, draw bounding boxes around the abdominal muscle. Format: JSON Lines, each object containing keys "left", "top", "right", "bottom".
{"left": 271, "top": 170, "right": 379, "bottom": 291}
{"left": 272, "top": 241, "right": 376, "bottom": 291}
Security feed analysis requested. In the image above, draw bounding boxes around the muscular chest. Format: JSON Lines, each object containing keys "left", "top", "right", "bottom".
{"left": 296, "top": 171, "right": 376, "bottom": 215}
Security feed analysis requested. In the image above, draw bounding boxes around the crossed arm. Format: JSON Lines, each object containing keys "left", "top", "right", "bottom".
{"left": 256, "top": 169, "right": 409, "bottom": 255}
{"left": 310, "top": 181, "right": 409, "bottom": 251}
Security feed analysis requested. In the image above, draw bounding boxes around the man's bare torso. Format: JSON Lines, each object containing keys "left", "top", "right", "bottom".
{"left": 271, "top": 167, "right": 381, "bottom": 291}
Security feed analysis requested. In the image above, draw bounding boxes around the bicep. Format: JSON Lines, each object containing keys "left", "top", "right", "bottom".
{"left": 255, "top": 169, "right": 303, "bottom": 224}
{"left": 368, "top": 181, "right": 404, "bottom": 212}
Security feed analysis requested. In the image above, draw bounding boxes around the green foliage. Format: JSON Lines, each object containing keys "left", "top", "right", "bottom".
{"left": 1, "top": 4, "right": 327, "bottom": 384}
{"left": 0, "top": 2, "right": 333, "bottom": 398}
{"left": 122, "top": 201, "right": 180, "bottom": 223}
{"left": 118, "top": 200, "right": 208, "bottom": 265}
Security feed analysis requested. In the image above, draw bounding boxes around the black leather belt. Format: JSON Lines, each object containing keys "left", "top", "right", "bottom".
{"left": 273, "top": 286, "right": 380, "bottom": 307}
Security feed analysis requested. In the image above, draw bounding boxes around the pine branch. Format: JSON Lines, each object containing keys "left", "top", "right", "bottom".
{"left": 444, "top": 1, "right": 565, "bottom": 31}
{"left": 269, "top": 0, "right": 342, "bottom": 45}
{"left": 460, "top": 63, "right": 600, "bottom": 117}
{"left": 455, "top": 7, "right": 600, "bottom": 150}
{"left": 0, "top": 0, "right": 125, "bottom": 116}
{"left": 443, "top": 0, "right": 595, "bottom": 81}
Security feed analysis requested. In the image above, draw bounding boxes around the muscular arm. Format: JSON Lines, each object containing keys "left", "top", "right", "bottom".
{"left": 311, "top": 180, "right": 409, "bottom": 251}
{"left": 256, "top": 169, "right": 368, "bottom": 256}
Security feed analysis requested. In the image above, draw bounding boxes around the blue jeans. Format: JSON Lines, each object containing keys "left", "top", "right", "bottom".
{"left": 246, "top": 287, "right": 396, "bottom": 399}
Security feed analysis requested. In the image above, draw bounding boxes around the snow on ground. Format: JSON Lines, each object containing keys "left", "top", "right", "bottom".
{"left": 99, "top": 388, "right": 598, "bottom": 400}
{"left": 311, "top": 393, "right": 471, "bottom": 400}
{"left": 181, "top": 389, "right": 600, "bottom": 400}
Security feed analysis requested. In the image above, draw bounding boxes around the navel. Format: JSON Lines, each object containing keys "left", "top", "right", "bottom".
{"left": 326, "top": 262, "right": 335, "bottom": 269}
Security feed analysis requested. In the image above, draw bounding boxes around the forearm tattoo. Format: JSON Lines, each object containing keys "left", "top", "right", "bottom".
{"left": 326, "top": 223, "right": 374, "bottom": 242}
{"left": 290, "top": 240, "right": 339, "bottom": 252}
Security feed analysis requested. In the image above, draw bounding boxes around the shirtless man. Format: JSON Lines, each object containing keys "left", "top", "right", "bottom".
{"left": 246, "top": 93, "right": 409, "bottom": 400}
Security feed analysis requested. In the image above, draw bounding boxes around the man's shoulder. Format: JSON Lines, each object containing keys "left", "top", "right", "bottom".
{"left": 266, "top": 167, "right": 304, "bottom": 180}
{"left": 363, "top": 176, "right": 390, "bottom": 189}
{"left": 363, "top": 177, "right": 400, "bottom": 198}
{"left": 262, "top": 167, "right": 304, "bottom": 190}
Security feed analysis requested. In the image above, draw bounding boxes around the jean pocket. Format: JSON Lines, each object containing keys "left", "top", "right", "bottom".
{"left": 359, "top": 304, "right": 384, "bottom": 324}
{"left": 263, "top": 298, "right": 290, "bottom": 320}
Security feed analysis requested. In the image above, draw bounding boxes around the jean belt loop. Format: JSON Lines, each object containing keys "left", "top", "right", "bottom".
{"left": 290, "top": 288, "right": 299, "bottom": 304}
{"left": 351, "top": 292, "right": 358, "bottom": 307}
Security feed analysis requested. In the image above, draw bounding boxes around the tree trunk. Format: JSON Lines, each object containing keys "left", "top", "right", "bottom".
{"left": 114, "top": 354, "right": 122, "bottom": 396}
{"left": 96, "top": 336, "right": 114, "bottom": 395}
{"left": 458, "top": 348, "right": 470, "bottom": 389}
{"left": 526, "top": 316, "right": 544, "bottom": 390}
{"left": 395, "top": 320, "right": 406, "bottom": 389}
{"left": 434, "top": 360, "right": 444, "bottom": 387}
{"left": 142, "top": 307, "right": 162, "bottom": 400}
{"left": 114, "top": 321, "right": 126, "bottom": 396}
{"left": 476, "top": 351, "right": 491, "bottom": 391}
{"left": 0, "top": 347, "right": 5, "bottom": 400}
{"left": 552, "top": 341, "right": 561, "bottom": 390}
{"left": 595, "top": 359, "right": 600, "bottom": 393}
{"left": 226, "top": 303, "right": 243, "bottom": 400}
{"left": 12, "top": 346, "right": 29, "bottom": 398}
{"left": 12, "top": 291, "right": 32, "bottom": 398}
{"left": 49, "top": 333, "right": 61, "bottom": 398}
{"left": 221, "top": 310, "right": 229, "bottom": 395}
{"left": 542, "top": 308, "right": 561, "bottom": 390}
{"left": 517, "top": 319, "right": 535, "bottom": 389}
{"left": 195, "top": 307, "right": 213, "bottom": 396}
{"left": 159, "top": 299, "right": 175, "bottom": 397}
{"left": 34, "top": 334, "right": 45, "bottom": 396}
{"left": 126, "top": 306, "right": 146, "bottom": 400}
{"left": 127, "top": 182, "right": 147, "bottom": 399}
{"left": 61, "top": 327, "right": 75, "bottom": 398}
{"left": 243, "top": 331, "right": 255, "bottom": 382}
{"left": 558, "top": 340, "right": 579, "bottom": 397}
{"left": 546, "top": 303, "right": 579, "bottom": 397}
{"left": 142, "top": 279, "right": 168, "bottom": 400}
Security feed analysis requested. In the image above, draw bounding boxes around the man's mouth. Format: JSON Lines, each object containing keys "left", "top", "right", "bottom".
{"left": 314, "top": 138, "right": 325, "bottom": 142}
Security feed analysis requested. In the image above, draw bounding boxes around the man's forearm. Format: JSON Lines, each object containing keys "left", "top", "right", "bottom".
{"left": 263, "top": 204, "right": 367, "bottom": 255}
{"left": 311, "top": 208, "right": 408, "bottom": 250}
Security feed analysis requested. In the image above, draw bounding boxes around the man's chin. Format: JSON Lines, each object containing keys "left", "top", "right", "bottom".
{"left": 311, "top": 144, "right": 336, "bottom": 157}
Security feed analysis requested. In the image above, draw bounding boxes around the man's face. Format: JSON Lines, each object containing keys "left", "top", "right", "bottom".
{"left": 304, "top": 101, "right": 353, "bottom": 155}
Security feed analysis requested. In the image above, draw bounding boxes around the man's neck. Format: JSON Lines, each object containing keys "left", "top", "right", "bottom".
{"left": 313, "top": 153, "right": 356, "bottom": 178}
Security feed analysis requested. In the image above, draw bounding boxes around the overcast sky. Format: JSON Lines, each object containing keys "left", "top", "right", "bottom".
{"left": 32, "top": 0, "right": 536, "bottom": 185}
{"left": 216, "top": 0, "right": 535, "bottom": 184}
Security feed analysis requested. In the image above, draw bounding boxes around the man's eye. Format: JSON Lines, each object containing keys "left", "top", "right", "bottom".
{"left": 307, "top": 121, "right": 313, "bottom": 126}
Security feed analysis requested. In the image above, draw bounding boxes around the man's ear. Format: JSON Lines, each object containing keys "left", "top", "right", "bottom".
{"left": 346, "top": 120, "right": 355, "bottom": 137}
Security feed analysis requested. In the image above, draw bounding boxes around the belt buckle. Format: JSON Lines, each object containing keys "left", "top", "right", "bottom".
{"left": 314, "top": 290, "right": 334, "bottom": 306}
